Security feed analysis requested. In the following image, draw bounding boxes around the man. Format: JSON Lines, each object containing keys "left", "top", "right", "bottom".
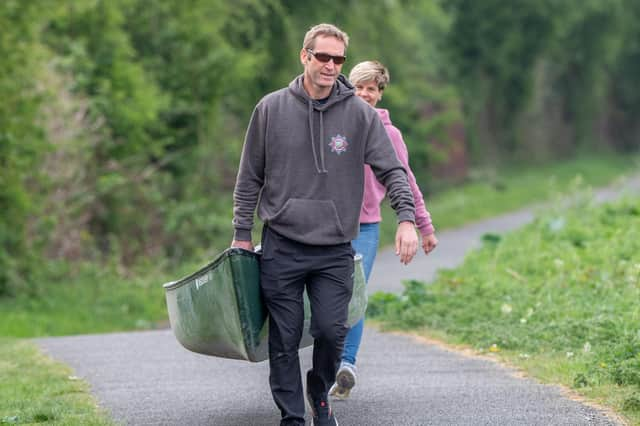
{"left": 231, "top": 23, "right": 418, "bottom": 426}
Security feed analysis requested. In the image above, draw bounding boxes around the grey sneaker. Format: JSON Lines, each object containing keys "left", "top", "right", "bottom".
{"left": 329, "top": 362, "right": 356, "bottom": 400}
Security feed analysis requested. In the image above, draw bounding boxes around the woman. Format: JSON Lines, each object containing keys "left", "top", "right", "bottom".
{"left": 331, "top": 61, "right": 438, "bottom": 399}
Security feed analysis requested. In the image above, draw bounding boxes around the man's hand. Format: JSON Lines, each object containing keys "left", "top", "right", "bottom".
{"left": 395, "top": 221, "right": 418, "bottom": 265}
{"left": 422, "top": 233, "right": 438, "bottom": 255}
{"left": 231, "top": 240, "right": 254, "bottom": 252}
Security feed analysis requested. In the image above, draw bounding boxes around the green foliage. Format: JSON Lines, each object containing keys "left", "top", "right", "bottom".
{"left": 609, "top": 0, "right": 640, "bottom": 150}
{"left": 370, "top": 195, "right": 640, "bottom": 420}
{"left": 548, "top": 0, "right": 625, "bottom": 147}
{"left": 445, "top": 0, "right": 558, "bottom": 155}
{"left": 445, "top": 0, "right": 638, "bottom": 160}
{"left": 0, "top": 1, "right": 52, "bottom": 296}
{"left": 1, "top": 0, "right": 640, "bottom": 299}
{"left": 43, "top": 0, "right": 170, "bottom": 261}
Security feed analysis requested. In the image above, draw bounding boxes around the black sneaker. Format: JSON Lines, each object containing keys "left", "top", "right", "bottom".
{"left": 306, "top": 371, "right": 338, "bottom": 426}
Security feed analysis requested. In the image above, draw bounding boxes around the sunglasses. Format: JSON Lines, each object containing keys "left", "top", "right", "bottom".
{"left": 307, "top": 49, "right": 347, "bottom": 65}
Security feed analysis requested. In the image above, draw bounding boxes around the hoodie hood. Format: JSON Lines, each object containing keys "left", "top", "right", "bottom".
{"left": 288, "top": 74, "right": 355, "bottom": 110}
{"left": 288, "top": 75, "right": 355, "bottom": 173}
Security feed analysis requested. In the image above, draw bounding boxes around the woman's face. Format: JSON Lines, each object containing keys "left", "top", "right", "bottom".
{"left": 354, "top": 80, "right": 382, "bottom": 107}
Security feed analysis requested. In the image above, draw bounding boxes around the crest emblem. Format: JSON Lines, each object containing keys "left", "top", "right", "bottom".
{"left": 329, "top": 134, "right": 349, "bottom": 155}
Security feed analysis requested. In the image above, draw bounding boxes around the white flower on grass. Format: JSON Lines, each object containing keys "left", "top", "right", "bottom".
{"left": 520, "top": 318, "right": 527, "bottom": 324}
{"left": 519, "top": 353, "right": 530, "bottom": 359}
{"left": 548, "top": 217, "right": 565, "bottom": 232}
{"left": 501, "top": 303, "right": 513, "bottom": 314}
{"left": 583, "top": 342, "right": 591, "bottom": 353}
{"left": 566, "top": 351, "right": 574, "bottom": 358}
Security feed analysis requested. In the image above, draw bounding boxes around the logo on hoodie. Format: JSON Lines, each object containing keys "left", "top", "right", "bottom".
{"left": 329, "top": 134, "right": 349, "bottom": 155}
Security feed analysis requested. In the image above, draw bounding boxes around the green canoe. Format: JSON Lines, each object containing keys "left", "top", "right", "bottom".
{"left": 163, "top": 248, "right": 367, "bottom": 362}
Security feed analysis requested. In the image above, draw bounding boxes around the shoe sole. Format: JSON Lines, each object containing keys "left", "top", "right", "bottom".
{"left": 311, "top": 419, "right": 339, "bottom": 426}
{"left": 336, "top": 369, "right": 355, "bottom": 390}
{"left": 329, "top": 384, "right": 350, "bottom": 400}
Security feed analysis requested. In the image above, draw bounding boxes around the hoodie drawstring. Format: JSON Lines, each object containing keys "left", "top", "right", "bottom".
{"left": 307, "top": 100, "right": 328, "bottom": 174}
{"left": 319, "top": 110, "right": 327, "bottom": 172}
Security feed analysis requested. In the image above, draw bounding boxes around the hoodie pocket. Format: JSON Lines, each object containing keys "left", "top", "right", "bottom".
{"left": 271, "top": 198, "right": 345, "bottom": 242}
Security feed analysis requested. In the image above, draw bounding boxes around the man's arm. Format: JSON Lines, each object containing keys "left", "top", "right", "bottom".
{"left": 231, "top": 104, "right": 266, "bottom": 247}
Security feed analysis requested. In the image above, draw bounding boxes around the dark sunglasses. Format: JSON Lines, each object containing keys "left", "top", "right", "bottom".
{"left": 307, "top": 49, "right": 346, "bottom": 65}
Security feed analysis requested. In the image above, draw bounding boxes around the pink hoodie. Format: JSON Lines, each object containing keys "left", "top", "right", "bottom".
{"left": 360, "top": 108, "right": 435, "bottom": 236}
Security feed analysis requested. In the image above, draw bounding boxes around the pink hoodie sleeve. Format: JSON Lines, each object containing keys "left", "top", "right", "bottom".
{"left": 387, "top": 125, "right": 435, "bottom": 236}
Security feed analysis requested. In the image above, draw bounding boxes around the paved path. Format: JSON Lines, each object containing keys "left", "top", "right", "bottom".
{"left": 37, "top": 176, "right": 640, "bottom": 425}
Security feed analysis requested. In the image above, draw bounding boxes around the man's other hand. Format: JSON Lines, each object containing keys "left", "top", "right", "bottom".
{"left": 231, "top": 240, "right": 254, "bottom": 252}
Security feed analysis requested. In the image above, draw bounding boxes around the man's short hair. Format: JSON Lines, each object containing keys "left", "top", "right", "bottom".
{"left": 348, "top": 61, "right": 390, "bottom": 90}
{"left": 303, "top": 23, "right": 349, "bottom": 51}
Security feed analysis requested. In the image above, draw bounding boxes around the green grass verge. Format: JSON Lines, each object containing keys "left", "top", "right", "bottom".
{"left": 369, "top": 195, "right": 640, "bottom": 424}
{"left": 379, "top": 152, "right": 639, "bottom": 246}
{"left": 0, "top": 260, "right": 180, "bottom": 338}
{"left": 0, "top": 338, "right": 113, "bottom": 425}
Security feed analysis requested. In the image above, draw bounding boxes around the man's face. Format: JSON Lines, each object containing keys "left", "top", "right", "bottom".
{"left": 301, "top": 36, "right": 345, "bottom": 95}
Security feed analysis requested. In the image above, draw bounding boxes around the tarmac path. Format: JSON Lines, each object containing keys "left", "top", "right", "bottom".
{"left": 37, "top": 175, "right": 640, "bottom": 425}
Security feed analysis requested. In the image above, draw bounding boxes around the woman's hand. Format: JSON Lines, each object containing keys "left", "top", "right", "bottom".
{"left": 422, "top": 233, "right": 438, "bottom": 255}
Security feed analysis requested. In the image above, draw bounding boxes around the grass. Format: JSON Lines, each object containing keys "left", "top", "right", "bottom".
{"left": 0, "top": 338, "right": 113, "bottom": 425}
{"left": 379, "top": 152, "right": 639, "bottom": 245}
{"left": 369, "top": 194, "right": 640, "bottom": 424}
{"left": 0, "top": 260, "right": 178, "bottom": 338}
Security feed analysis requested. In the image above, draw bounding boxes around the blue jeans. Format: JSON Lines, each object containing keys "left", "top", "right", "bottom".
{"left": 342, "top": 222, "right": 379, "bottom": 365}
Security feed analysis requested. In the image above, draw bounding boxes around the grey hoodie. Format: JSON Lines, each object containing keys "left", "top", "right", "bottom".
{"left": 232, "top": 74, "right": 415, "bottom": 245}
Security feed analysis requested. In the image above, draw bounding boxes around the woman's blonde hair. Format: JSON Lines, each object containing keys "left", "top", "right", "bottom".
{"left": 348, "top": 61, "right": 390, "bottom": 90}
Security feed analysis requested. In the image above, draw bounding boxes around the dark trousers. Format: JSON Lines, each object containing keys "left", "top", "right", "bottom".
{"left": 260, "top": 226, "right": 354, "bottom": 425}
